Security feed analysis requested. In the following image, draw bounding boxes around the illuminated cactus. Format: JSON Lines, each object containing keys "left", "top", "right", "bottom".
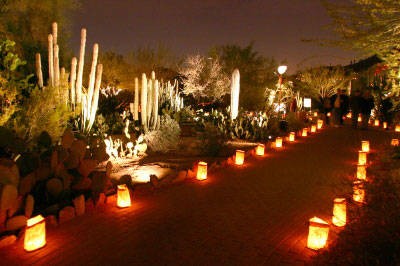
{"left": 141, "top": 73, "right": 148, "bottom": 131}
{"left": 134, "top": 77, "right": 139, "bottom": 121}
{"left": 70, "top": 57, "right": 77, "bottom": 107}
{"left": 75, "top": 28, "right": 86, "bottom": 104}
{"left": 230, "top": 69, "right": 240, "bottom": 120}
{"left": 35, "top": 53, "right": 43, "bottom": 88}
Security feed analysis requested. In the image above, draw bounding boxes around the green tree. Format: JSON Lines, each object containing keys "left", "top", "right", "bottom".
{"left": 99, "top": 51, "right": 132, "bottom": 89}
{"left": 210, "top": 43, "right": 277, "bottom": 110}
{"left": 323, "top": 0, "right": 400, "bottom": 88}
{"left": 0, "top": 0, "right": 79, "bottom": 74}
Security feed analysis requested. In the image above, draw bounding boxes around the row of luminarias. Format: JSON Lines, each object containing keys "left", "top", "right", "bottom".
{"left": 23, "top": 118, "right": 400, "bottom": 252}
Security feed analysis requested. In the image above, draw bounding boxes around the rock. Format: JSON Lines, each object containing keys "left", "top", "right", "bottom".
{"left": 227, "top": 157, "right": 234, "bottom": 166}
{"left": 58, "top": 206, "right": 75, "bottom": 224}
{"left": 35, "top": 165, "right": 51, "bottom": 181}
{"left": 72, "top": 177, "right": 92, "bottom": 191}
{"left": 57, "top": 148, "right": 69, "bottom": 163}
{"left": 64, "top": 153, "right": 80, "bottom": 169}
{"left": 105, "top": 161, "right": 113, "bottom": 179}
{"left": 0, "top": 210, "right": 6, "bottom": 232}
{"left": 7, "top": 195, "right": 23, "bottom": 218}
{"left": 5, "top": 215, "right": 27, "bottom": 231}
{"left": 91, "top": 172, "right": 109, "bottom": 194}
{"left": 18, "top": 173, "right": 36, "bottom": 196}
{"left": 0, "top": 184, "right": 18, "bottom": 213}
{"left": 46, "top": 178, "right": 63, "bottom": 198}
{"left": 78, "top": 159, "right": 98, "bottom": 178}
{"left": 50, "top": 150, "right": 58, "bottom": 173}
{"left": 61, "top": 129, "right": 74, "bottom": 149}
{"left": 150, "top": 175, "right": 160, "bottom": 188}
{"left": 25, "top": 195, "right": 34, "bottom": 218}
{"left": 85, "top": 199, "right": 95, "bottom": 212}
{"left": 172, "top": 170, "right": 187, "bottom": 184}
{"left": 92, "top": 145, "right": 109, "bottom": 162}
{"left": 96, "top": 193, "right": 106, "bottom": 207}
{"left": 187, "top": 169, "right": 196, "bottom": 179}
{"left": 0, "top": 158, "right": 20, "bottom": 187}
{"left": 45, "top": 215, "right": 58, "bottom": 227}
{"left": 0, "top": 235, "right": 17, "bottom": 248}
{"left": 57, "top": 170, "right": 73, "bottom": 190}
{"left": 73, "top": 195, "right": 85, "bottom": 216}
{"left": 70, "top": 139, "right": 86, "bottom": 160}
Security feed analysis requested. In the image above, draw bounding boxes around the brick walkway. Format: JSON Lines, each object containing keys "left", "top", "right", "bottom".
{"left": 0, "top": 126, "right": 393, "bottom": 265}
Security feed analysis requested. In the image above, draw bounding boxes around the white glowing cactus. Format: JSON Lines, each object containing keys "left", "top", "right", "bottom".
{"left": 230, "top": 69, "right": 240, "bottom": 120}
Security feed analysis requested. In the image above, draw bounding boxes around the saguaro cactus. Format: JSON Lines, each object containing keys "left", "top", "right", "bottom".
{"left": 48, "top": 34, "right": 54, "bottom": 87}
{"left": 76, "top": 28, "right": 86, "bottom": 104}
{"left": 70, "top": 57, "right": 77, "bottom": 107}
{"left": 35, "top": 53, "right": 43, "bottom": 88}
{"left": 134, "top": 77, "right": 139, "bottom": 121}
{"left": 141, "top": 73, "right": 148, "bottom": 131}
{"left": 230, "top": 69, "right": 240, "bottom": 120}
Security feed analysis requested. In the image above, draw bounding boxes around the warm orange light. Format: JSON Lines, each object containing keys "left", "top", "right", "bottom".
{"left": 357, "top": 115, "right": 362, "bottom": 122}
{"left": 302, "top": 128, "right": 308, "bottom": 137}
{"left": 327, "top": 112, "right": 331, "bottom": 117}
{"left": 289, "top": 132, "right": 295, "bottom": 142}
{"left": 361, "top": 140, "right": 370, "bottom": 153}
{"left": 358, "top": 151, "right": 367, "bottom": 165}
{"left": 24, "top": 215, "right": 46, "bottom": 252}
{"left": 374, "top": 119, "right": 379, "bottom": 126}
{"left": 117, "top": 184, "right": 131, "bottom": 208}
{"left": 311, "top": 125, "right": 316, "bottom": 133}
{"left": 357, "top": 164, "right": 367, "bottom": 180}
{"left": 317, "top": 119, "right": 323, "bottom": 129}
{"left": 353, "top": 181, "right": 365, "bottom": 203}
{"left": 346, "top": 112, "right": 352, "bottom": 119}
{"left": 255, "top": 144, "right": 265, "bottom": 156}
{"left": 383, "top": 122, "right": 388, "bottom": 129}
{"left": 307, "top": 217, "right": 329, "bottom": 250}
{"left": 391, "top": 138, "right": 399, "bottom": 146}
{"left": 196, "top": 161, "right": 207, "bottom": 180}
{"left": 332, "top": 198, "right": 346, "bottom": 227}
{"left": 313, "top": 112, "right": 318, "bottom": 117}
{"left": 395, "top": 125, "right": 400, "bottom": 132}
{"left": 275, "top": 137, "right": 283, "bottom": 148}
{"left": 235, "top": 150, "right": 245, "bottom": 165}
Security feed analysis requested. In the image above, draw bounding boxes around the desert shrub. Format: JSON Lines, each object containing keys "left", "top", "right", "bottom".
{"left": 312, "top": 170, "right": 400, "bottom": 265}
{"left": 285, "top": 112, "right": 307, "bottom": 132}
{"left": 198, "top": 122, "right": 226, "bottom": 156}
{"left": 144, "top": 114, "right": 181, "bottom": 153}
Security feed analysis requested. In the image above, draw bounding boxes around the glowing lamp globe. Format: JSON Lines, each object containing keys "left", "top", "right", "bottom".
{"left": 383, "top": 122, "right": 388, "bottom": 129}
{"left": 357, "top": 164, "right": 367, "bottom": 180}
{"left": 358, "top": 151, "right": 367, "bottom": 165}
{"left": 235, "top": 150, "right": 245, "bottom": 165}
{"left": 357, "top": 115, "right": 362, "bottom": 122}
{"left": 255, "top": 144, "right": 265, "bottom": 156}
{"left": 289, "top": 132, "right": 295, "bottom": 142}
{"left": 391, "top": 139, "right": 399, "bottom": 146}
{"left": 24, "top": 215, "right": 46, "bottom": 252}
{"left": 327, "top": 112, "right": 331, "bottom": 117}
{"left": 353, "top": 181, "right": 365, "bottom": 203}
{"left": 317, "top": 119, "right": 323, "bottom": 129}
{"left": 275, "top": 137, "right": 283, "bottom": 148}
{"left": 302, "top": 128, "right": 308, "bottom": 137}
{"left": 277, "top": 65, "right": 287, "bottom": 75}
{"left": 332, "top": 198, "right": 346, "bottom": 227}
{"left": 313, "top": 112, "right": 318, "bottom": 117}
{"left": 395, "top": 125, "right": 400, "bottom": 132}
{"left": 117, "top": 184, "right": 131, "bottom": 208}
{"left": 374, "top": 119, "right": 379, "bottom": 126}
{"left": 307, "top": 217, "right": 329, "bottom": 250}
{"left": 196, "top": 161, "right": 207, "bottom": 181}
{"left": 361, "top": 141, "right": 370, "bottom": 153}
{"left": 310, "top": 125, "right": 316, "bottom": 133}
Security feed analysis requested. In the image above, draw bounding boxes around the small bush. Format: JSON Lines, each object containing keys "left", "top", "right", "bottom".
{"left": 144, "top": 114, "right": 181, "bottom": 153}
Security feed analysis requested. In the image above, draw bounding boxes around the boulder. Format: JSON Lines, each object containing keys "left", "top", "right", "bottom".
{"left": 46, "top": 178, "right": 63, "bottom": 198}
{"left": 105, "top": 161, "right": 113, "bottom": 179}
{"left": 45, "top": 215, "right": 58, "bottom": 227}
{"left": 61, "top": 129, "right": 75, "bottom": 149}
{"left": 187, "top": 169, "right": 196, "bottom": 179}
{"left": 7, "top": 195, "right": 23, "bottom": 218}
{"left": 0, "top": 235, "right": 17, "bottom": 248}
{"left": 0, "top": 184, "right": 18, "bottom": 213}
{"left": 18, "top": 173, "right": 36, "bottom": 196}
{"left": 58, "top": 206, "right": 75, "bottom": 224}
{"left": 0, "top": 158, "right": 20, "bottom": 187}
{"left": 73, "top": 195, "right": 85, "bottom": 216}
{"left": 78, "top": 159, "right": 98, "bottom": 178}
{"left": 24, "top": 195, "right": 34, "bottom": 218}
{"left": 5, "top": 215, "right": 27, "bottom": 231}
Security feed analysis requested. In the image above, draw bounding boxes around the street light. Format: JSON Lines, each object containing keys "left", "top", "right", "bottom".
{"left": 277, "top": 65, "right": 287, "bottom": 117}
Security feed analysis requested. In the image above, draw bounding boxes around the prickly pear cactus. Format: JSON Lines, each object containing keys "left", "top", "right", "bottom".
{"left": 0, "top": 184, "right": 18, "bottom": 213}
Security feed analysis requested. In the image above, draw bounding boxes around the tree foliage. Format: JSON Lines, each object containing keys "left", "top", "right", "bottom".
{"left": 210, "top": 43, "right": 277, "bottom": 110}
{"left": 180, "top": 54, "right": 230, "bottom": 102}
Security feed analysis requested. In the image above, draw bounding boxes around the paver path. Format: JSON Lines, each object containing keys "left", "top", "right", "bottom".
{"left": 0, "top": 126, "right": 393, "bottom": 265}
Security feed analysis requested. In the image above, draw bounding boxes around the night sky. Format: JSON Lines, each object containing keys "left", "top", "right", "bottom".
{"left": 72, "top": 0, "right": 359, "bottom": 73}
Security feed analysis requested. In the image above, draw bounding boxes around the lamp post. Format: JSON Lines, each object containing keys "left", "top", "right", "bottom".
{"left": 277, "top": 65, "right": 287, "bottom": 118}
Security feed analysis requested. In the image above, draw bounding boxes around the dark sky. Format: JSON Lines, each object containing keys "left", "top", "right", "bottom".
{"left": 71, "top": 0, "right": 358, "bottom": 73}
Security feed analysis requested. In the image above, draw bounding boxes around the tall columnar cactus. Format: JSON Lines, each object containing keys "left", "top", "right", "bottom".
{"left": 48, "top": 34, "right": 54, "bottom": 87}
{"left": 230, "top": 69, "right": 240, "bottom": 120}
{"left": 134, "top": 77, "right": 139, "bottom": 121}
{"left": 141, "top": 73, "right": 148, "bottom": 131}
{"left": 70, "top": 57, "right": 77, "bottom": 107}
{"left": 54, "top": 44, "right": 60, "bottom": 88}
{"left": 153, "top": 80, "right": 159, "bottom": 128}
{"left": 75, "top": 28, "right": 86, "bottom": 104}
{"left": 35, "top": 53, "right": 43, "bottom": 88}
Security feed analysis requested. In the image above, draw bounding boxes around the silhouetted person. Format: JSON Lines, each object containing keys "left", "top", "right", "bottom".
{"left": 350, "top": 90, "right": 363, "bottom": 128}
{"left": 340, "top": 89, "right": 350, "bottom": 124}
{"left": 320, "top": 95, "right": 332, "bottom": 125}
{"left": 330, "top": 89, "right": 345, "bottom": 126}
{"left": 381, "top": 97, "right": 393, "bottom": 127}
{"left": 361, "top": 90, "right": 374, "bottom": 130}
